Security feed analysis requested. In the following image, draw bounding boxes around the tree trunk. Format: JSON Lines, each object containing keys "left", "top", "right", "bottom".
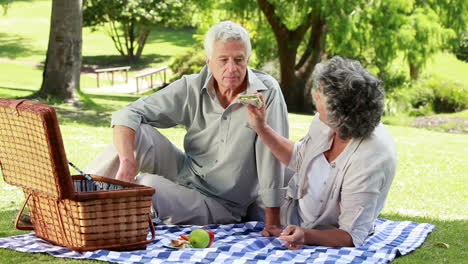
{"left": 257, "top": 0, "right": 326, "bottom": 113}
{"left": 409, "top": 62, "right": 419, "bottom": 80}
{"left": 135, "top": 28, "right": 151, "bottom": 60}
{"left": 298, "top": 11, "right": 327, "bottom": 112}
{"left": 276, "top": 38, "right": 304, "bottom": 112}
{"left": 36, "top": 0, "right": 82, "bottom": 103}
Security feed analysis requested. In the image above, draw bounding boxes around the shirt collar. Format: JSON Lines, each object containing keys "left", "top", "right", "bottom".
{"left": 201, "top": 66, "right": 268, "bottom": 97}
{"left": 308, "top": 113, "right": 334, "bottom": 142}
{"left": 307, "top": 113, "right": 363, "bottom": 165}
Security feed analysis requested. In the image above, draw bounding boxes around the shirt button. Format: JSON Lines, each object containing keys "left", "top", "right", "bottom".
{"left": 331, "top": 163, "right": 336, "bottom": 168}
{"left": 221, "top": 139, "right": 224, "bottom": 143}
{"left": 223, "top": 116, "right": 227, "bottom": 120}
{"left": 320, "top": 200, "right": 323, "bottom": 203}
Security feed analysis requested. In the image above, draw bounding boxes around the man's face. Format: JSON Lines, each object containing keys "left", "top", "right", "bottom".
{"left": 207, "top": 40, "right": 248, "bottom": 92}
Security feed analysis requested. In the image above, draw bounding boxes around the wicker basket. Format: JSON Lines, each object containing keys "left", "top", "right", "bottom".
{"left": 0, "top": 99, "right": 156, "bottom": 251}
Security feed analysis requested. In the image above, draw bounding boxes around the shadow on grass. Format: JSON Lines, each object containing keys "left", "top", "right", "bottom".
{"left": 54, "top": 92, "right": 143, "bottom": 127}
{"left": 0, "top": 86, "right": 37, "bottom": 93}
{"left": 82, "top": 54, "right": 170, "bottom": 70}
{"left": 0, "top": 86, "right": 37, "bottom": 99}
{"left": 0, "top": 33, "right": 42, "bottom": 59}
{"left": 148, "top": 27, "right": 196, "bottom": 47}
{"left": 55, "top": 107, "right": 111, "bottom": 128}
{"left": 0, "top": 87, "right": 140, "bottom": 127}
{"left": 84, "top": 92, "right": 140, "bottom": 103}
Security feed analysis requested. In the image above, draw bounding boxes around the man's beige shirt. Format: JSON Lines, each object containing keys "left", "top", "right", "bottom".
{"left": 112, "top": 66, "right": 289, "bottom": 217}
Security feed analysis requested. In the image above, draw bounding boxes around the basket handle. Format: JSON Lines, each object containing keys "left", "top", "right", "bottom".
{"left": 14, "top": 193, "right": 34, "bottom": 230}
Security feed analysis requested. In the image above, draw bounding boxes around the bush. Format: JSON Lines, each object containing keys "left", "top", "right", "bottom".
{"left": 454, "top": 33, "right": 468, "bottom": 62}
{"left": 433, "top": 81, "right": 467, "bottom": 112}
{"left": 379, "top": 68, "right": 409, "bottom": 94}
{"left": 413, "top": 76, "right": 468, "bottom": 113}
{"left": 170, "top": 47, "right": 206, "bottom": 81}
{"left": 384, "top": 92, "right": 412, "bottom": 116}
{"left": 385, "top": 75, "right": 467, "bottom": 116}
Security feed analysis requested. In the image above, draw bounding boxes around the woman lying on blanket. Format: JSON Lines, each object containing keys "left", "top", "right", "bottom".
{"left": 245, "top": 56, "right": 397, "bottom": 249}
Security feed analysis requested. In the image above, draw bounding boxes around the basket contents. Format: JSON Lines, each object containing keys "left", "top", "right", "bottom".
{"left": 73, "top": 179, "right": 127, "bottom": 192}
{"left": 168, "top": 228, "right": 215, "bottom": 248}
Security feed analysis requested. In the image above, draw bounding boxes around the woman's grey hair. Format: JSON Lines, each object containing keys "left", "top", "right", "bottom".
{"left": 312, "top": 56, "right": 385, "bottom": 139}
{"left": 204, "top": 21, "right": 252, "bottom": 59}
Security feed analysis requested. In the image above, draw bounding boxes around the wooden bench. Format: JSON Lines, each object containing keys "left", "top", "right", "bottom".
{"left": 94, "top": 66, "right": 131, "bottom": 87}
{"left": 134, "top": 66, "right": 168, "bottom": 94}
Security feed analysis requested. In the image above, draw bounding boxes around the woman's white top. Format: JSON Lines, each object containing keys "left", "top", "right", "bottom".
{"left": 298, "top": 153, "right": 331, "bottom": 223}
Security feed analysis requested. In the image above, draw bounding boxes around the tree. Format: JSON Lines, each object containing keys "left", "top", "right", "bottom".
{"left": 400, "top": 7, "right": 453, "bottom": 80}
{"left": 83, "top": 0, "right": 192, "bottom": 63}
{"left": 185, "top": 0, "right": 464, "bottom": 112}
{"left": 31, "top": 0, "right": 83, "bottom": 103}
{"left": 257, "top": 0, "right": 461, "bottom": 110}
{"left": 256, "top": 0, "right": 363, "bottom": 112}
{"left": 0, "top": 0, "right": 11, "bottom": 15}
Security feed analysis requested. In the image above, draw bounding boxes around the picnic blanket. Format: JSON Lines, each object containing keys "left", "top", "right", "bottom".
{"left": 0, "top": 218, "right": 434, "bottom": 264}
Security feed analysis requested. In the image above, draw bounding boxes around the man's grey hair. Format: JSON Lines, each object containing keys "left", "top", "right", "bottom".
{"left": 312, "top": 56, "right": 385, "bottom": 139}
{"left": 204, "top": 21, "right": 252, "bottom": 59}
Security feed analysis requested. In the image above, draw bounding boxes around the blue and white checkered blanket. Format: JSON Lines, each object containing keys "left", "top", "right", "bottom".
{"left": 0, "top": 218, "right": 433, "bottom": 264}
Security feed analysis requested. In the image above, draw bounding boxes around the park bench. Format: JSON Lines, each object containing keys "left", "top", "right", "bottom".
{"left": 134, "top": 66, "right": 168, "bottom": 94}
{"left": 94, "top": 66, "right": 131, "bottom": 87}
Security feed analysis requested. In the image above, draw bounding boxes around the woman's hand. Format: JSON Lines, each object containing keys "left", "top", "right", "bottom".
{"left": 244, "top": 93, "right": 268, "bottom": 133}
{"left": 279, "top": 225, "right": 306, "bottom": 250}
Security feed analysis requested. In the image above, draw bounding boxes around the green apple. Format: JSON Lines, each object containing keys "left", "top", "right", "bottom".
{"left": 189, "top": 228, "right": 210, "bottom": 248}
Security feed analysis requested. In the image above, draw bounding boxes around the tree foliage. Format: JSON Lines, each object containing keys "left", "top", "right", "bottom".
{"left": 0, "top": 0, "right": 12, "bottom": 15}
{"left": 180, "top": 0, "right": 466, "bottom": 112}
{"left": 331, "top": 0, "right": 455, "bottom": 80}
{"left": 83, "top": 0, "right": 192, "bottom": 62}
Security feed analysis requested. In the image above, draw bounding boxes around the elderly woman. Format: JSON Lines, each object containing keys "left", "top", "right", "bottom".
{"left": 245, "top": 56, "right": 397, "bottom": 248}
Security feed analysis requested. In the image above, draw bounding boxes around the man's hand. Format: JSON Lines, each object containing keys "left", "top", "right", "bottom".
{"left": 262, "top": 225, "right": 283, "bottom": 237}
{"left": 245, "top": 93, "right": 268, "bottom": 132}
{"left": 279, "top": 225, "right": 305, "bottom": 250}
{"left": 262, "top": 207, "right": 282, "bottom": 237}
{"left": 115, "top": 157, "right": 137, "bottom": 183}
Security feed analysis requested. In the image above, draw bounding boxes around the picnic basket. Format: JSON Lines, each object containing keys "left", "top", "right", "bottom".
{"left": 0, "top": 98, "right": 156, "bottom": 252}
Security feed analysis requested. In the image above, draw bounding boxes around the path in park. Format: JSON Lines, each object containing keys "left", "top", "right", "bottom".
{"left": 0, "top": 58, "right": 166, "bottom": 94}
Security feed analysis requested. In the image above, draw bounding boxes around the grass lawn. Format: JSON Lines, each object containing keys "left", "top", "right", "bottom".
{"left": 0, "top": 0, "right": 196, "bottom": 92}
{"left": 0, "top": 0, "right": 196, "bottom": 67}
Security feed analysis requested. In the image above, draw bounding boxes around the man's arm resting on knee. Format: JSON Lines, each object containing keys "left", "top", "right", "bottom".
{"left": 113, "top": 125, "right": 137, "bottom": 183}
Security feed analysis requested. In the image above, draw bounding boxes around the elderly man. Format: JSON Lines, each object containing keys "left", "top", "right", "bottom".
{"left": 85, "top": 21, "right": 289, "bottom": 236}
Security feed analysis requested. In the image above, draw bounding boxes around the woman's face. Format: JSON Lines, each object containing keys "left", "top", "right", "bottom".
{"left": 312, "top": 90, "right": 328, "bottom": 124}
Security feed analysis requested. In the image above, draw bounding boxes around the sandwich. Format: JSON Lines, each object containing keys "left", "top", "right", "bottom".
{"left": 236, "top": 94, "right": 262, "bottom": 108}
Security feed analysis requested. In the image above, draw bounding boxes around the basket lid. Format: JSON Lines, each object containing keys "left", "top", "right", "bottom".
{"left": 0, "top": 99, "right": 74, "bottom": 199}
